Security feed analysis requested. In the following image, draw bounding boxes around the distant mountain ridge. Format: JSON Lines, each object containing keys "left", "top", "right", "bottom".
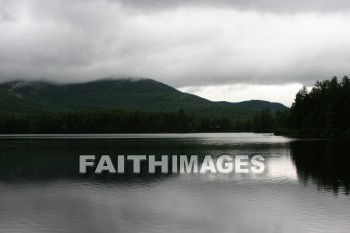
{"left": 0, "top": 78, "right": 287, "bottom": 118}
{"left": 218, "top": 100, "right": 288, "bottom": 112}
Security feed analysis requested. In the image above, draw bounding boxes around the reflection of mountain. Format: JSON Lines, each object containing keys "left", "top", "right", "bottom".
{"left": 0, "top": 137, "right": 287, "bottom": 182}
{"left": 290, "top": 140, "right": 350, "bottom": 195}
{"left": 0, "top": 139, "right": 187, "bottom": 183}
{"left": 0, "top": 138, "right": 218, "bottom": 182}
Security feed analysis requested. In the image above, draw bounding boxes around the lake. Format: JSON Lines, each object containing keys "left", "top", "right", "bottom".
{"left": 0, "top": 133, "right": 349, "bottom": 233}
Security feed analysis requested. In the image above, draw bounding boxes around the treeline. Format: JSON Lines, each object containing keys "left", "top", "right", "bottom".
{"left": 278, "top": 76, "right": 350, "bottom": 138}
{"left": 2, "top": 76, "right": 347, "bottom": 137}
{"left": 0, "top": 109, "right": 284, "bottom": 134}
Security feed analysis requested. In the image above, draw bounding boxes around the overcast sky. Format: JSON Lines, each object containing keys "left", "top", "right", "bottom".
{"left": 1, "top": 0, "right": 350, "bottom": 105}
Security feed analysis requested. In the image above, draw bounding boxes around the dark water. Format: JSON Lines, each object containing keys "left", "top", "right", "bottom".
{"left": 0, "top": 133, "right": 349, "bottom": 233}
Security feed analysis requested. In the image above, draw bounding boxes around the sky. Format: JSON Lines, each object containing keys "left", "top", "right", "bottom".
{"left": 1, "top": 0, "right": 350, "bottom": 106}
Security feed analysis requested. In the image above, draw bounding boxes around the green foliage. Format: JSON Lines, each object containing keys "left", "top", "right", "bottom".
{"left": 218, "top": 100, "right": 287, "bottom": 112}
{"left": 252, "top": 108, "right": 274, "bottom": 132}
{"left": 0, "top": 79, "right": 255, "bottom": 120}
{"left": 0, "top": 108, "right": 286, "bottom": 134}
{"left": 0, "top": 78, "right": 290, "bottom": 134}
{"left": 285, "top": 76, "right": 350, "bottom": 138}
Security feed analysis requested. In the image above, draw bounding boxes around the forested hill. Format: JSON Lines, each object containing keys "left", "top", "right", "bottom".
{"left": 283, "top": 76, "right": 350, "bottom": 138}
{"left": 218, "top": 100, "right": 287, "bottom": 112}
{"left": 0, "top": 78, "right": 286, "bottom": 119}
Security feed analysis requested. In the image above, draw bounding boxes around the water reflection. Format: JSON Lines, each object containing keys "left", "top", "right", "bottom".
{"left": 290, "top": 140, "right": 350, "bottom": 195}
{"left": 1, "top": 134, "right": 350, "bottom": 233}
{"left": 0, "top": 135, "right": 289, "bottom": 181}
{"left": 1, "top": 136, "right": 350, "bottom": 196}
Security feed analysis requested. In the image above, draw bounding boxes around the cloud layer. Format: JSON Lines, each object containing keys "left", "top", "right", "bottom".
{"left": 0, "top": 0, "right": 349, "bottom": 89}
{"left": 115, "top": 0, "right": 350, "bottom": 13}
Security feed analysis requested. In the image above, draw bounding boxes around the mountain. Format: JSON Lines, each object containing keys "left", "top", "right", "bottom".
{"left": 0, "top": 78, "right": 255, "bottom": 119}
{"left": 218, "top": 100, "right": 288, "bottom": 112}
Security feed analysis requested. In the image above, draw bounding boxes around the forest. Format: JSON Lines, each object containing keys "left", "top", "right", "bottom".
{"left": 0, "top": 76, "right": 348, "bottom": 137}
{"left": 279, "top": 76, "right": 350, "bottom": 138}
{"left": 0, "top": 108, "right": 281, "bottom": 133}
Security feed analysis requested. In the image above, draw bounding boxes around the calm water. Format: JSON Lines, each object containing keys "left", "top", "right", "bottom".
{"left": 0, "top": 133, "right": 349, "bottom": 233}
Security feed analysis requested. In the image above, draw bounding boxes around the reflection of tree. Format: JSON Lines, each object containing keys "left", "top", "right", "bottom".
{"left": 0, "top": 138, "right": 217, "bottom": 183}
{"left": 0, "top": 139, "right": 186, "bottom": 183}
{"left": 290, "top": 140, "right": 350, "bottom": 195}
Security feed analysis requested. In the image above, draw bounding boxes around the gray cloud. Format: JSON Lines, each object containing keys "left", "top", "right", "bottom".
{"left": 115, "top": 0, "right": 350, "bottom": 13}
{"left": 0, "top": 0, "right": 349, "bottom": 88}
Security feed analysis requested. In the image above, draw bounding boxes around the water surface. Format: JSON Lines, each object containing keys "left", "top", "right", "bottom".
{"left": 0, "top": 133, "right": 349, "bottom": 233}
